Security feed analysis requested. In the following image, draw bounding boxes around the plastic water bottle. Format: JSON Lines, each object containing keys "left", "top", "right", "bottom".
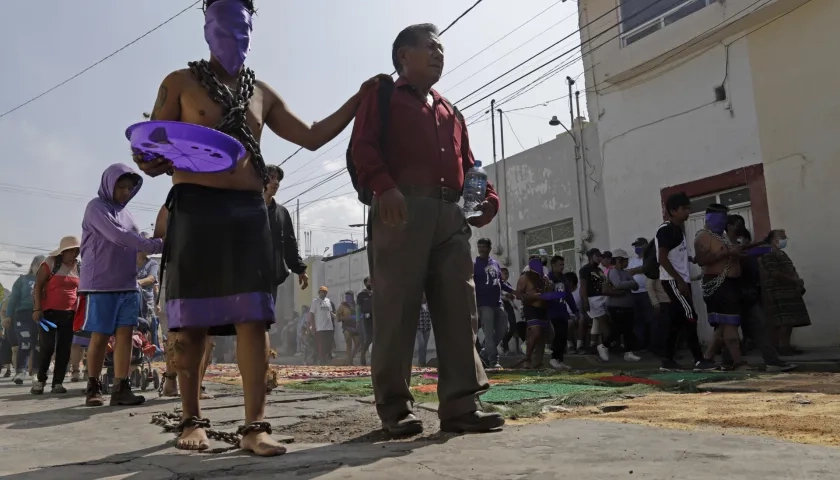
{"left": 463, "top": 160, "right": 488, "bottom": 219}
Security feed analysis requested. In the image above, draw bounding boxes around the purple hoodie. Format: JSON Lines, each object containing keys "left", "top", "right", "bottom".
{"left": 80, "top": 163, "right": 163, "bottom": 292}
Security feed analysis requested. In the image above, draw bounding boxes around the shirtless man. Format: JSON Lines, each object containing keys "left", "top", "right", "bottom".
{"left": 694, "top": 204, "right": 745, "bottom": 369}
{"left": 515, "top": 256, "right": 553, "bottom": 369}
{"left": 134, "top": 0, "right": 385, "bottom": 455}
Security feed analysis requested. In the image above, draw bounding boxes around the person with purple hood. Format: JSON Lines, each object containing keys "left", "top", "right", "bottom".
{"left": 79, "top": 163, "right": 163, "bottom": 408}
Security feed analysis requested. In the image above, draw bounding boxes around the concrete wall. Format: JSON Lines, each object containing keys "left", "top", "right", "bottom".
{"left": 472, "top": 123, "right": 610, "bottom": 273}
{"left": 747, "top": 0, "right": 840, "bottom": 346}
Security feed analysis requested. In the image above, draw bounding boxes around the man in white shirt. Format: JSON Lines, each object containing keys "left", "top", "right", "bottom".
{"left": 309, "top": 286, "right": 335, "bottom": 365}
{"left": 628, "top": 238, "right": 654, "bottom": 352}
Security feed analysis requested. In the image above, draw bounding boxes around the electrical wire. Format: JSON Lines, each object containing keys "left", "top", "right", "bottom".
{"left": 0, "top": 1, "right": 202, "bottom": 119}
{"left": 504, "top": 114, "right": 526, "bottom": 150}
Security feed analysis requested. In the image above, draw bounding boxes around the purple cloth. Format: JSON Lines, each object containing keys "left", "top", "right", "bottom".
{"left": 545, "top": 272, "right": 579, "bottom": 319}
{"left": 165, "top": 291, "right": 275, "bottom": 330}
{"left": 80, "top": 164, "right": 163, "bottom": 293}
{"left": 204, "top": 0, "right": 253, "bottom": 75}
{"left": 474, "top": 256, "right": 503, "bottom": 307}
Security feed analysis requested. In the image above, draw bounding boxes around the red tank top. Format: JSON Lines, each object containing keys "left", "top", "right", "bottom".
{"left": 41, "top": 257, "right": 80, "bottom": 312}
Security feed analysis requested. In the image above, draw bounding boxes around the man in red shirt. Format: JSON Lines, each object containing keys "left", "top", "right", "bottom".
{"left": 351, "top": 23, "right": 504, "bottom": 436}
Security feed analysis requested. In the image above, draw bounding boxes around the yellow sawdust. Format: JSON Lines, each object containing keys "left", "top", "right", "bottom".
{"left": 512, "top": 392, "right": 840, "bottom": 447}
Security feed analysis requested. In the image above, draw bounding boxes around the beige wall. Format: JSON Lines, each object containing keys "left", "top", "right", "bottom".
{"left": 748, "top": 0, "right": 840, "bottom": 346}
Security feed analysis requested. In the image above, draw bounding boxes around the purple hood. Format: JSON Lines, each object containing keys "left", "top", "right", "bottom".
{"left": 80, "top": 164, "right": 163, "bottom": 292}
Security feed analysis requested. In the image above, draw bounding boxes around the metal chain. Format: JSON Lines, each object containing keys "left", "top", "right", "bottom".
{"left": 187, "top": 59, "right": 268, "bottom": 185}
{"left": 150, "top": 411, "right": 242, "bottom": 446}
{"left": 697, "top": 229, "right": 732, "bottom": 298}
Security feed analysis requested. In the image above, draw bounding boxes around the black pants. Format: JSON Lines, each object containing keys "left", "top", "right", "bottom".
{"left": 14, "top": 310, "right": 39, "bottom": 372}
{"left": 37, "top": 310, "right": 75, "bottom": 386}
{"left": 501, "top": 301, "right": 520, "bottom": 350}
{"left": 550, "top": 316, "right": 569, "bottom": 361}
{"left": 605, "top": 307, "right": 637, "bottom": 353}
{"left": 661, "top": 281, "right": 703, "bottom": 363}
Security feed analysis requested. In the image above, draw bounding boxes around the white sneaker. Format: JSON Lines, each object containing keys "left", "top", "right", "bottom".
{"left": 624, "top": 352, "right": 641, "bottom": 362}
{"left": 13, "top": 372, "right": 25, "bottom": 385}
{"left": 597, "top": 344, "right": 610, "bottom": 362}
{"left": 492, "top": 362, "right": 502, "bottom": 369}
{"left": 550, "top": 359, "right": 572, "bottom": 371}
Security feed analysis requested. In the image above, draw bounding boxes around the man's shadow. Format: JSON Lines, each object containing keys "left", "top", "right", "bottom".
{"left": 1, "top": 429, "right": 459, "bottom": 479}
{"left": 0, "top": 395, "right": 181, "bottom": 430}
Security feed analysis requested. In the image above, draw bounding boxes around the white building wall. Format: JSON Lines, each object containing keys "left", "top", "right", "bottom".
{"left": 595, "top": 39, "right": 762, "bottom": 257}
{"left": 472, "top": 124, "right": 610, "bottom": 272}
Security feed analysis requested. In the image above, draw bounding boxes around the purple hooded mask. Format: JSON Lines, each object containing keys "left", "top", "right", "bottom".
{"left": 528, "top": 258, "right": 544, "bottom": 274}
{"left": 205, "top": 0, "right": 253, "bottom": 76}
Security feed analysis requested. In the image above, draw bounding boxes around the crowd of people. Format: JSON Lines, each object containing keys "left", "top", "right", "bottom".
{"left": 467, "top": 192, "right": 810, "bottom": 373}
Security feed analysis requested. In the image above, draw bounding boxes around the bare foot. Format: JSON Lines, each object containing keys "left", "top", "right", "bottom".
{"left": 200, "top": 391, "right": 215, "bottom": 400}
{"left": 240, "top": 431, "right": 287, "bottom": 457}
{"left": 176, "top": 426, "right": 209, "bottom": 451}
{"left": 162, "top": 379, "right": 179, "bottom": 397}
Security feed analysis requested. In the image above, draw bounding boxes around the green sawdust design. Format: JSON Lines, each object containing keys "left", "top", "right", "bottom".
{"left": 481, "top": 383, "right": 613, "bottom": 403}
{"left": 290, "top": 376, "right": 439, "bottom": 404}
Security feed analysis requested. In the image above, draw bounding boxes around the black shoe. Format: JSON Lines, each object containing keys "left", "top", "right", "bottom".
{"left": 85, "top": 378, "right": 105, "bottom": 407}
{"left": 3, "top": 368, "right": 11, "bottom": 378}
{"left": 51, "top": 384, "right": 67, "bottom": 394}
{"left": 382, "top": 413, "right": 424, "bottom": 436}
{"left": 109, "top": 378, "right": 145, "bottom": 406}
{"left": 440, "top": 410, "right": 505, "bottom": 434}
{"left": 659, "top": 359, "right": 683, "bottom": 371}
{"left": 694, "top": 359, "right": 718, "bottom": 372}
{"left": 766, "top": 362, "right": 797, "bottom": 373}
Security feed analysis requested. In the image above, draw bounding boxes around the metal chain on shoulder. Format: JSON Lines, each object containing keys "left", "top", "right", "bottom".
{"left": 697, "top": 229, "right": 732, "bottom": 298}
{"left": 150, "top": 411, "right": 242, "bottom": 446}
{"left": 188, "top": 60, "right": 268, "bottom": 185}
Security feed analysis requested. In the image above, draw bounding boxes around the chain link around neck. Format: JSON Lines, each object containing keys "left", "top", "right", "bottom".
{"left": 698, "top": 229, "right": 732, "bottom": 298}
{"left": 188, "top": 60, "right": 268, "bottom": 185}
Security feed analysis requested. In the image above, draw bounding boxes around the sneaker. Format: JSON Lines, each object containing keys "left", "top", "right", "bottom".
{"left": 766, "top": 362, "right": 797, "bottom": 373}
{"left": 659, "top": 359, "right": 683, "bottom": 371}
{"left": 71, "top": 370, "right": 81, "bottom": 382}
{"left": 110, "top": 378, "right": 145, "bottom": 406}
{"left": 30, "top": 381, "right": 45, "bottom": 395}
{"left": 3, "top": 368, "right": 10, "bottom": 378}
{"left": 549, "top": 359, "right": 572, "bottom": 371}
{"left": 694, "top": 359, "right": 718, "bottom": 372}
{"left": 596, "top": 344, "right": 610, "bottom": 362}
{"left": 51, "top": 384, "right": 67, "bottom": 394}
{"left": 13, "top": 372, "right": 24, "bottom": 385}
{"left": 624, "top": 352, "right": 641, "bottom": 362}
{"left": 85, "top": 378, "right": 105, "bottom": 407}
{"left": 492, "top": 362, "right": 502, "bottom": 369}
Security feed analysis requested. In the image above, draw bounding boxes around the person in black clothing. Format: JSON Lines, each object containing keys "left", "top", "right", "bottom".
{"left": 357, "top": 277, "right": 374, "bottom": 366}
{"left": 265, "top": 165, "right": 309, "bottom": 295}
{"left": 499, "top": 267, "right": 522, "bottom": 354}
{"left": 656, "top": 192, "right": 713, "bottom": 371}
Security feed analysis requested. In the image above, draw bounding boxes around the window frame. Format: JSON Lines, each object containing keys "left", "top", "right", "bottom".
{"left": 619, "top": 0, "right": 717, "bottom": 47}
{"left": 523, "top": 219, "right": 578, "bottom": 272}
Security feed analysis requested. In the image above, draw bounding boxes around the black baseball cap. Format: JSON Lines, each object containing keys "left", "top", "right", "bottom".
{"left": 632, "top": 237, "right": 649, "bottom": 247}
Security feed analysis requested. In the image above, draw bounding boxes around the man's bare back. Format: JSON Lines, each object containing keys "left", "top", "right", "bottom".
{"left": 696, "top": 230, "right": 741, "bottom": 277}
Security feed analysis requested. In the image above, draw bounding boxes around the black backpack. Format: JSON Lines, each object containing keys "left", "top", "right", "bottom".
{"left": 346, "top": 80, "right": 464, "bottom": 206}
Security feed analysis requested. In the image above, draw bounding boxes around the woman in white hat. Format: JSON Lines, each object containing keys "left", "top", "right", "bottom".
{"left": 31, "top": 236, "right": 81, "bottom": 395}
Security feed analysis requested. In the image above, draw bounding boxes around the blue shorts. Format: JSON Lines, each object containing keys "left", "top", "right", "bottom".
{"left": 82, "top": 292, "right": 141, "bottom": 335}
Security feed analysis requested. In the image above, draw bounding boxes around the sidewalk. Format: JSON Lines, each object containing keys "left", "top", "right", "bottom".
{"left": 1, "top": 378, "right": 838, "bottom": 478}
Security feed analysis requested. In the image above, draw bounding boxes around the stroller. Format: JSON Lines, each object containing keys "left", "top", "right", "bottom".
{"left": 100, "top": 317, "right": 161, "bottom": 394}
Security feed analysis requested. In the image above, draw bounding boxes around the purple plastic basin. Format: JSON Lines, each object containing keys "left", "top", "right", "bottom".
{"left": 125, "top": 120, "right": 246, "bottom": 173}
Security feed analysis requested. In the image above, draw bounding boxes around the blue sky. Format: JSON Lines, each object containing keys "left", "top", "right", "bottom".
{"left": 0, "top": 0, "right": 584, "bottom": 287}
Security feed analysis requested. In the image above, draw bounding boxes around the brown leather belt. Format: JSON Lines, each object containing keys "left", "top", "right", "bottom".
{"left": 398, "top": 184, "right": 462, "bottom": 203}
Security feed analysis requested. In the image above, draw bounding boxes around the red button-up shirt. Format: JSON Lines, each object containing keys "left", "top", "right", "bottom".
{"left": 351, "top": 78, "right": 500, "bottom": 212}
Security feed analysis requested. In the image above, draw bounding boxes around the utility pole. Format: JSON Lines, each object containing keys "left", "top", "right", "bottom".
{"left": 490, "top": 99, "right": 497, "bottom": 166}
{"left": 296, "top": 199, "right": 300, "bottom": 245}
{"left": 496, "top": 108, "right": 511, "bottom": 261}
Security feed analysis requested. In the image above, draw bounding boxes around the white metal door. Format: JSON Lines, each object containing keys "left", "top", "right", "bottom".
{"left": 685, "top": 204, "right": 754, "bottom": 344}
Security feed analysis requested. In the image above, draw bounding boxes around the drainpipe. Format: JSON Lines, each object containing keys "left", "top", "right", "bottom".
{"left": 497, "top": 108, "right": 511, "bottom": 264}
{"left": 567, "top": 77, "right": 588, "bottom": 264}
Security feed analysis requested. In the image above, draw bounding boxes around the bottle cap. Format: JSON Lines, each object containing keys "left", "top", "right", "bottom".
{"left": 474, "top": 160, "right": 482, "bottom": 167}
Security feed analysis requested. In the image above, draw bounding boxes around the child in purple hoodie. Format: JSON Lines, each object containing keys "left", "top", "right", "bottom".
{"left": 80, "top": 163, "right": 163, "bottom": 407}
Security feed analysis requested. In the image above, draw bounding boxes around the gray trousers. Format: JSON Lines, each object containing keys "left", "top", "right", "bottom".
{"left": 371, "top": 194, "right": 489, "bottom": 422}
{"left": 478, "top": 305, "right": 508, "bottom": 364}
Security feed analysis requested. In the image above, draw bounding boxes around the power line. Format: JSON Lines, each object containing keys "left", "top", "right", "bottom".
{"left": 0, "top": 1, "right": 201, "bottom": 120}
{"left": 298, "top": 182, "right": 354, "bottom": 213}
{"left": 442, "top": 0, "right": 567, "bottom": 80}
{"left": 459, "top": 0, "right": 670, "bottom": 111}
{"left": 454, "top": 0, "right": 668, "bottom": 111}
{"left": 504, "top": 114, "right": 526, "bottom": 150}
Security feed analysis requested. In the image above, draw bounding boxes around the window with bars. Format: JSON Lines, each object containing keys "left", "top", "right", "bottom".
{"left": 620, "top": 0, "right": 716, "bottom": 46}
{"left": 523, "top": 219, "right": 577, "bottom": 270}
